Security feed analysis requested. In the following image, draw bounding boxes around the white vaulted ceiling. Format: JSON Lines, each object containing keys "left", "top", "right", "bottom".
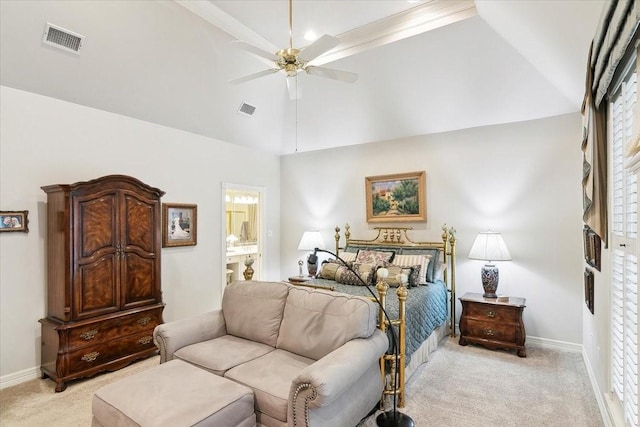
{"left": 0, "top": 0, "right": 607, "bottom": 155}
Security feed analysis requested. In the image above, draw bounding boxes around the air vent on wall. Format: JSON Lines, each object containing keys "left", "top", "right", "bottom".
{"left": 238, "top": 102, "right": 256, "bottom": 117}
{"left": 42, "top": 23, "right": 84, "bottom": 54}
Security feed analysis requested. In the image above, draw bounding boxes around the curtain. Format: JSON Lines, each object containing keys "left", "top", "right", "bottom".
{"left": 583, "top": 0, "right": 640, "bottom": 246}
{"left": 582, "top": 41, "right": 609, "bottom": 245}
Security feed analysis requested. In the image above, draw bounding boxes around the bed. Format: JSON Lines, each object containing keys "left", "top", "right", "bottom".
{"left": 294, "top": 224, "right": 457, "bottom": 408}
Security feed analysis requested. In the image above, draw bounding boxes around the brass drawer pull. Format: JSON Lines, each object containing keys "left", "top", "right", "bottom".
{"left": 137, "top": 317, "right": 151, "bottom": 326}
{"left": 486, "top": 310, "right": 496, "bottom": 318}
{"left": 81, "top": 351, "right": 100, "bottom": 362}
{"left": 138, "top": 336, "right": 153, "bottom": 345}
{"left": 484, "top": 329, "right": 495, "bottom": 337}
{"left": 80, "top": 329, "right": 98, "bottom": 340}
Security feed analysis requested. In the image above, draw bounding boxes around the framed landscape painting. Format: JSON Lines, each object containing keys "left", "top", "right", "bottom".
{"left": 163, "top": 203, "right": 197, "bottom": 247}
{"left": 365, "top": 171, "right": 426, "bottom": 223}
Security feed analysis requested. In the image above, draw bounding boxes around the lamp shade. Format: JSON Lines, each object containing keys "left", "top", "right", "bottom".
{"left": 297, "top": 231, "right": 325, "bottom": 251}
{"left": 468, "top": 231, "right": 512, "bottom": 262}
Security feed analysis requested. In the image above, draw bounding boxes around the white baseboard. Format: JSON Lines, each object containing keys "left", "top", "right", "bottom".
{"left": 582, "top": 349, "right": 617, "bottom": 427}
{"left": 526, "top": 335, "right": 582, "bottom": 352}
{"left": 0, "top": 366, "right": 41, "bottom": 390}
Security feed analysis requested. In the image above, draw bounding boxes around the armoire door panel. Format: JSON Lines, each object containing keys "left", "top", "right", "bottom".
{"left": 76, "top": 194, "right": 117, "bottom": 259}
{"left": 123, "top": 194, "right": 156, "bottom": 254}
{"left": 121, "top": 254, "right": 157, "bottom": 307}
{"left": 75, "top": 255, "right": 119, "bottom": 318}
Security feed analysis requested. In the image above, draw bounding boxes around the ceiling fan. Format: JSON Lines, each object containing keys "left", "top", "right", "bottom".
{"left": 229, "top": 0, "right": 358, "bottom": 97}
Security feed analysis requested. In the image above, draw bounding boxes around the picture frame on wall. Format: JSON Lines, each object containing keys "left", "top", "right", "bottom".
{"left": 0, "top": 210, "right": 29, "bottom": 233}
{"left": 584, "top": 268, "right": 594, "bottom": 315}
{"left": 163, "top": 203, "right": 197, "bottom": 247}
{"left": 365, "top": 171, "right": 426, "bottom": 223}
{"left": 583, "top": 225, "right": 601, "bottom": 271}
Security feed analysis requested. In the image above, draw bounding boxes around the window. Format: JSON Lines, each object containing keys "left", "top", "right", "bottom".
{"left": 609, "top": 58, "right": 638, "bottom": 427}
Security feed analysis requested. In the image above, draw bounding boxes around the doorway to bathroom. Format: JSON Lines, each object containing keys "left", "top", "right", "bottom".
{"left": 222, "top": 184, "right": 264, "bottom": 286}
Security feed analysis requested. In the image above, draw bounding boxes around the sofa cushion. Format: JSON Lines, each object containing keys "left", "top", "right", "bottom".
{"left": 224, "top": 349, "right": 314, "bottom": 423}
{"left": 174, "top": 335, "right": 275, "bottom": 376}
{"left": 222, "top": 281, "right": 290, "bottom": 347}
{"left": 275, "top": 286, "right": 378, "bottom": 360}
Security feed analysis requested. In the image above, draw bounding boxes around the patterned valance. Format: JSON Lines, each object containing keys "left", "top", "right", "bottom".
{"left": 592, "top": 0, "right": 640, "bottom": 106}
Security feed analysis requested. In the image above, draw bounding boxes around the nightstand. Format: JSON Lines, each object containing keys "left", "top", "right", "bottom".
{"left": 458, "top": 292, "right": 527, "bottom": 357}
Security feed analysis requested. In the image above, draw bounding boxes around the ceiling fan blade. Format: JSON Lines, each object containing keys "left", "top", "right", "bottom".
{"left": 286, "top": 75, "right": 301, "bottom": 100}
{"left": 298, "top": 34, "right": 340, "bottom": 63}
{"left": 231, "top": 40, "right": 280, "bottom": 67}
{"left": 305, "top": 66, "right": 358, "bottom": 83}
{"left": 230, "top": 68, "right": 280, "bottom": 85}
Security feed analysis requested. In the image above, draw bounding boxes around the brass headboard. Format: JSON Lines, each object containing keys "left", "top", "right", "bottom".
{"left": 333, "top": 223, "right": 457, "bottom": 338}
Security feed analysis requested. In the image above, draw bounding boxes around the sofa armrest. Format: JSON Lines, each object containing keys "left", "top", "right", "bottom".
{"left": 153, "top": 309, "right": 226, "bottom": 363}
{"left": 289, "top": 329, "right": 388, "bottom": 423}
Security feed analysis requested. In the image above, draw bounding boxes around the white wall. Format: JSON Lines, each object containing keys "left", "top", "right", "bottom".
{"left": 281, "top": 113, "right": 584, "bottom": 344}
{"left": 0, "top": 86, "right": 281, "bottom": 382}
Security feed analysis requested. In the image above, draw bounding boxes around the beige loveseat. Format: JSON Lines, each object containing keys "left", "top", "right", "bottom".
{"left": 153, "top": 281, "right": 388, "bottom": 427}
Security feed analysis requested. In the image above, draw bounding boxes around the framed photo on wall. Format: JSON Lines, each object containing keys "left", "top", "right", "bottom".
{"left": 584, "top": 268, "right": 594, "bottom": 315}
{"left": 163, "top": 203, "right": 197, "bottom": 247}
{"left": 365, "top": 171, "right": 426, "bottom": 223}
{"left": 0, "top": 210, "right": 29, "bottom": 233}
{"left": 583, "top": 225, "right": 601, "bottom": 271}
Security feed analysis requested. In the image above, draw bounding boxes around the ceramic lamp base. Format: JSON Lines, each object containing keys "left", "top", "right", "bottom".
{"left": 481, "top": 264, "right": 499, "bottom": 298}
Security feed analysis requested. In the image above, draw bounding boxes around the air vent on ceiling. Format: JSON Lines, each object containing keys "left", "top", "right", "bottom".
{"left": 42, "top": 23, "right": 84, "bottom": 54}
{"left": 238, "top": 102, "right": 256, "bottom": 117}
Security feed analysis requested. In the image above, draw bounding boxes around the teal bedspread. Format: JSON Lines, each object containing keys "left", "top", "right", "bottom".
{"left": 308, "top": 278, "right": 448, "bottom": 365}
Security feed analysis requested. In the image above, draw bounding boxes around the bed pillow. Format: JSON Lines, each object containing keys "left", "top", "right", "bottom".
{"left": 392, "top": 254, "right": 432, "bottom": 285}
{"left": 338, "top": 252, "right": 357, "bottom": 263}
{"left": 336, "top": 263, "right": 377, "bottom": 286}
{"left": 433, "top": 261, "right": 447, "bottom": 282}
{"left": 384, "top": 265, "right": 420, "bottom": 287}
{"left": 355, "top": 249, "right": 395, "bottom": 265}
{"left": 318, "top": 261, "right": 342, "bottom": 280}
{"left": 400, "top": 249, "right": 440, "bottom": 282}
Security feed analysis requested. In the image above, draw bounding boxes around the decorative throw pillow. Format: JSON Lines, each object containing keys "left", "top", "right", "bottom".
{"left": 336, "top": 267, "right": 366, "bottom": 286}
{"left": 355, "top": 249, "right": 395, "bottom": 265}
{"left": 400, "top": 249, "right": 440, "bottom": 282}
{"left": 338, "top": 251, "right": 357, "bottom": 263}
{"left": 392, "top": 254, "right": 432, "bottom": 285}
{"left": 384, "top": 265, "right": 420, "bottom": 287}
{"left": 318, "top": 261, "right": 342, "bottom": 280}
{"left": 333, "top": 265, "right": 349, "bottom": 283}
{"left": 353, "top": 263, "right": 378, "bottom": 285}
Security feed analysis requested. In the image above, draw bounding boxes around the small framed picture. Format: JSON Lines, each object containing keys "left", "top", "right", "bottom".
{"left": 583, "top": 225, "right": 601, "bottom": 271}
{"left": 162, "top": 203, "right": 197, "bottom": 247}
{"left": 0, "top": 210, "right": 29, "bottom": 233}
{"left": 584, "top": 268, "right": 594, "bottom": 315}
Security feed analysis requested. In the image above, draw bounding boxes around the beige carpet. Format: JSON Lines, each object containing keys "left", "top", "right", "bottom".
{"left": 1, "top": 338, "right": 603, "bottom": 426}
{"left": 362, "top": 337, "right": 604, "bottom": 427}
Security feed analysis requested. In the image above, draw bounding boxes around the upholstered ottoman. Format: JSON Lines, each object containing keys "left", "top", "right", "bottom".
{"left": 92, "top": 359, "right": 256, "bottom": 427}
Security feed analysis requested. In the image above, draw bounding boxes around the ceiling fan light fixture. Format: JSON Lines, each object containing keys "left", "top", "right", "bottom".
{"left": 230, "top": 0, "right": 357, "bottom": 87}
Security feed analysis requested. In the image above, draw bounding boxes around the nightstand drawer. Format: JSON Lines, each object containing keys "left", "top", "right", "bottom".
{"left": 466, "top": 319, "right": 516, "bottom": 342}
{"left": 466, "top": 303, "right": 516, "bottom": 323}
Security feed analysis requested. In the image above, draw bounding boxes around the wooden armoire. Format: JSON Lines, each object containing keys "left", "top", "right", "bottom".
{"left": 39, "top": 175, "right": 165, "bottom": 392}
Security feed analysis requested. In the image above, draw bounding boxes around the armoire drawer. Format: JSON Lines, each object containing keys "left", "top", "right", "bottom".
{"left": 67, "top": 307, "right": 162, "bottom": 352}
{"left": 66, "top": 330, "right": 156, "bottom": 374}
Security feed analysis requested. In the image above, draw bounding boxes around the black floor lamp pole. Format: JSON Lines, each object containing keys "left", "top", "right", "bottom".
{"left": 313, "top": 249, "right": 414, "bottom": 427}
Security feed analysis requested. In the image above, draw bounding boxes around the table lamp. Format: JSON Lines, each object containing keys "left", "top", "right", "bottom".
{"left": 297, "top": 231, "right": 325, "bottom": 276}
{"left": 468, "top": 231, "right": 512, "bottom": 298}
